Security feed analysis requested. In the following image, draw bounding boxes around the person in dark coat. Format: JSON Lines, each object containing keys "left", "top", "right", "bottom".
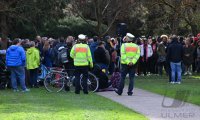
{"left": 183, "top": 38, "right": 195, "bottom": 75}
{"left": 52, "top": 37, "right": 67, "bottom": 66}
{"left": 104, "top": 36, "right": 115, "bottom": 74}
{"left": 89, "top": 36, "right": 99, "bottom": 63}
{"left": 148, "top": 37, "right": 158, "bottom": 74}
{"left": 157, "top": 35, "right": 169, "bottom": 76}
{"left": 43, "top": 40, "right": 53, "bottom": 67}
{"left": 196, "top": 40, "right": 200, "bottom": 72}
{"left": 94, "top": 41, "right": 110, "bottom": 75}
{"left": 167, "top": 35, "right": 183, "bottom": 84}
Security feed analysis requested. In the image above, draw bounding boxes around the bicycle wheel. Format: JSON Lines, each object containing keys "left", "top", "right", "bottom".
{"left": 44, "top": 71, "right": 65, "bottom": 92}
{"left": 81, "top": 72, "right": 99, "bottom": 92}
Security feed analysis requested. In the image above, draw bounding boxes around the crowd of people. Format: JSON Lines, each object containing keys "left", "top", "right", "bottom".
{"left": 0, "top": 33, "right": 200, "bottom": 94}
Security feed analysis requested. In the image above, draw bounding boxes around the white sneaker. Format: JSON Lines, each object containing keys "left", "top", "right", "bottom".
{"left": 188, "top": 72, "right": 192, "bottom": 75}
{"left": 22, "top": 89, "right": 30, "bottom": 92}
{"left": 184, "top": 72, "right": 187, "bottom": 75}
{"left": 147, "top": 73, "right": 151, "bottom": 76}
{"left": 170, "top": 82, "right": 175, "bottom": 84}
{"left": 135, "top": 73, "right": 138, "bottom": 76}
{"left": 140, "top": 74, "right": 144, "bottom": 76}
{"left": 13, "top": 89, "right": 19, "bottom": 92}
{"left": 177, "top": 82, "right": 181, "bottom": 84}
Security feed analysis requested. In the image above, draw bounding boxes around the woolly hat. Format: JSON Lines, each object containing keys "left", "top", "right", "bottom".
{"left": 160, "top": 35, "right": 168, "bottom": 39}
{"left": 194, "top": 37, "right": 199, "bottom": 41}
{"left": 197, "top": 33, "right": 200, "bottom": 38}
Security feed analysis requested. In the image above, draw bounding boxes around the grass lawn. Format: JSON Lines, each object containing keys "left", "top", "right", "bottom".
{"left": 0, "top": 88, "right": 147, "bottom": 120}
{"left": 135, "top": 75, "right": 200, "bottom": 106}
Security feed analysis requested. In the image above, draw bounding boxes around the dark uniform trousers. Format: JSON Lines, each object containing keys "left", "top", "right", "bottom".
{"left": 74, "top": 66, "right": 88, "bottom": 94}
{"left": 118, "top": 64, "right": 135, "bottom": 95}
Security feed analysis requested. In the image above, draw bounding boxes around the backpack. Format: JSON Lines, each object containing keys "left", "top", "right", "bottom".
{"left": 57, "top": 46, "right": 69, "bottom": 64}
{"left": 110, "top": 72, "right": 121, "bottom": 88}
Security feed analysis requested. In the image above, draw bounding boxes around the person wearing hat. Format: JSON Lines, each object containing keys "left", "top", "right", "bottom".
{"left": 115, "top": 33, "right": 140, "bottom": 96}
{"left": 70, "top": 34, "right": 93, "bottom": 94}
{"left": 157, "top": 35, "right": 169, "bottom": 76}
{"left": 6, "top": 38, "right": 30, "bottom": 92}
{"left": 140, "top": 36, "right": 153, "bottom": 76}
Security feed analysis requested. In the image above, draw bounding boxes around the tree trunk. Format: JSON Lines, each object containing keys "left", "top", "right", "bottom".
{"left": 106, "top": 0, "right": 117, "bottom": 37}
{"left": 171, "top": 13, "right": 179, "bottom": 35}
{"left": 190, "top": 24, "right": 198, "bottom": 36}
{"left": 107, "top": 22, "right": 117, "bottom": 36}
{"left": 0, "top": 13, "right": 8, "bottom": 49}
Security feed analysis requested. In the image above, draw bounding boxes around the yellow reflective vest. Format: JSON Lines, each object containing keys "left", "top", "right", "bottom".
{"left": 70, "top": 43, "right": 93, "bottom": 68}
{"left": 120, "top": 43, "right": 140, "bottom": 65}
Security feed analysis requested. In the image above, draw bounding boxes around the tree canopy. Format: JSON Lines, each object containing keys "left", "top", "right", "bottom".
{"left": 1, "top": 0, "right": 200, "bottom": 40}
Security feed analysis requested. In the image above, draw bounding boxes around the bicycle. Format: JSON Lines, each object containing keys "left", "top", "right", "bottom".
{"left": 44, "top": 68, "right": 99, "bottom": 93}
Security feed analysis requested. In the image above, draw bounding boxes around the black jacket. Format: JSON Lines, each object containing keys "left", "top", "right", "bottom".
{"left": 167, "top": 40, "right": 183, "bottom": 63}
{"left": 94, "top": 47, "right": 110, "bottom": 65}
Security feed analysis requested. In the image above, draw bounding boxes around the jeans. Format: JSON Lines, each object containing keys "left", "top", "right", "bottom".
{"left": 8, "top": 66, "right": 27, "bottom": 90}
{"left": 170, "top": 62, "right": 182, "bottom": 82}
{"left": 74, "top": 66, "right": 89, "bottom": 94}
{"left": 29, "top": 68, "right": 38, "bottom": 86}
{"left": 118, "top": 64, "right": 135, "bottom": 95}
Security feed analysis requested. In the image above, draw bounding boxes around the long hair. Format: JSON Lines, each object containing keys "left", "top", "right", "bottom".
{"left": 43, "top": 40, "right": 50, "bottom": 52}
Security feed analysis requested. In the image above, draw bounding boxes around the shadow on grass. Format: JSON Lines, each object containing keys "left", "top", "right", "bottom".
{"left": 0, "top": 88, "right": 147, "bottom": 120}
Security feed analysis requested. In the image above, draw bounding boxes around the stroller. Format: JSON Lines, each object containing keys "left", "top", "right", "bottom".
{"left": 37, "top": 64, "right": 50, "bottom": 86}
{"left": 0, "top": 59, "right": 10, "bottom": 89}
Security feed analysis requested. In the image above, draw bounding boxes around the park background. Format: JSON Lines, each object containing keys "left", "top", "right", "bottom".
{"left": 1, "top": 0, "right": 200, "bottom": 42}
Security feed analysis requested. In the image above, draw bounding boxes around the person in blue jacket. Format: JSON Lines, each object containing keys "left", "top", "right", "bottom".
{"left": 6, "top": 38, "right": 30, "bottom": 92}
{"left": 89, "top": 36, "right": 99, "bottom": 63}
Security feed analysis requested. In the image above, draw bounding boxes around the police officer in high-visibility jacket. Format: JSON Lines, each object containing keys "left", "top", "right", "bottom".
{"left": 70, "top": 34, "right": 93, "bottom": 94}
{"left": 115, "top": 33, "right": 140, "bottom": 96}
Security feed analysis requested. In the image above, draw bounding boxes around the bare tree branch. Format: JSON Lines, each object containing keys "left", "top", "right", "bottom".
{"left": 160, "top": 0, "right": 175, "bottom": 9}
{"left": 102, "top": 0, "right": 111, "bottom": 15}
{"left": 101, "top": 8, "right": 121, "bottom": 36}
{"left": 70, "top": 3, "right": 93, "bottom": 27}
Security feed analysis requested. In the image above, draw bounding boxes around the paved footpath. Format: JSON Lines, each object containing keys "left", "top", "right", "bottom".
{"left": 97, "top": 87, "right": 200, "bottom": 120}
